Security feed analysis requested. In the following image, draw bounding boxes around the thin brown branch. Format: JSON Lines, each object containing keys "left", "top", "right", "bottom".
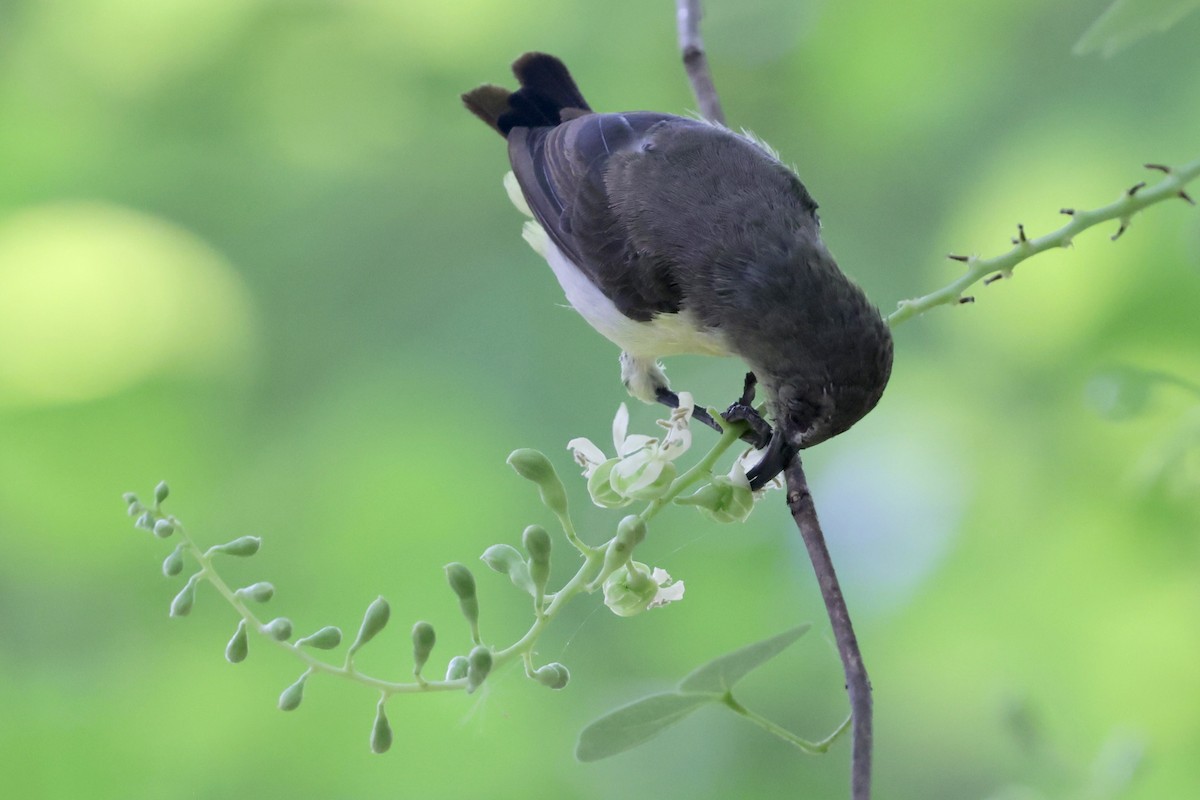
{"left": 675, "top": 0, "right": 726, "bottom": 125}
{"left": 785, "top": 458, "right": 873, "bottom": 800}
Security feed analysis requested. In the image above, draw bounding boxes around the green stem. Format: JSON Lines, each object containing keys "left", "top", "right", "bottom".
{"left": 171, "top": 518, "right": 464, "bottom": 695}
{"left": 640, "top": 415, "right": 746, "bottom": 523}
{"left": 887, "top": 156, "right": 1200, "bottom": 328}
{"left": 723, "top": 692, "right": 851, "bottom": 755}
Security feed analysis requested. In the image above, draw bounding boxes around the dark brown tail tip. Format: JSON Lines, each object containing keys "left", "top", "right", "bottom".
{"left": 461, "top": 84, "right": 512, "bottom": 136}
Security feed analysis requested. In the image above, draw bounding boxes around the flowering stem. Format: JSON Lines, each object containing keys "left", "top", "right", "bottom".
{"left": 639, "top": 416, "right": 746, "bottom": 523}
{"left": 493, "top": 549, "right": 603, "bottom": 664}
{"left": 722, "top": 693, "right": 851, "bottom": 755}
{"left": 887, "top": 157, "right": 1200, "bottom": 328}
{"left": 169, "top": 516, "right": 465, "bottom": 695}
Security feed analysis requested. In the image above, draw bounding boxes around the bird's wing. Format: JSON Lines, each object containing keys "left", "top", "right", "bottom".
{"left": 507, "top": 111, "right": 703, "bottom": 322}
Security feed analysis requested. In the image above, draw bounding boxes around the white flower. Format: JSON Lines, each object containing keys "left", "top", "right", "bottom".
{"left": 569, "top": 397, "right": 696, "bottom": 503}
{"left": 608, "top": 393, "right": 694, "bottom": 500}
{"left": 602, "top": 561, "right": 686, "bottom": 617}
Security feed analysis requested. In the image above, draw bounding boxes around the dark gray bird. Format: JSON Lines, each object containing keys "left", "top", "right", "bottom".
{"left": 463, "top": 53, "right": 893, "bottom": 488}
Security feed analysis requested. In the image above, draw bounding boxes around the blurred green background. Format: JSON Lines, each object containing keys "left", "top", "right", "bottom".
{"left": 2, "top": 0, "right": 1198, "bottom": 797}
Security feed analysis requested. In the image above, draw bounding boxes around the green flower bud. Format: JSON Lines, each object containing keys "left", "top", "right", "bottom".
{"left": 209, "top": 536, "right": 261, "bottom": 557}
{"left": 170, "top": 574, "right": 200, "bottom": 617}
{"left": 445, "top": 655, "right": 469, "bottom": 681}
{"left": 532, "top": 662, "right": 570, "bottom": 690}
{"left": 122, "top": 492, "right": 139, "bottom": 506}
{"left": 234, "top": 581, "right": 275, "bottom": 603}
{"left": 601, "top": 515, "right": 647, "bottom": 576}
{"left": 586, "top": 458, "right": 632, "bottom": 508}
{"left": 675, "top": 477, "right": 754, "bottom": 524}
{"left": 135, "top": 512, "right": 155, "bottom": 531}
{"left": 523, "top": 525, "right": 551, "bottom": 596}
{"left": 371, "top": 699, "right": 392, "bottom": 754}
{"left": 152, "top": 519, "right": 175, "bottom": 539}
{"left": 466, "top": 646, "right": 493, "bottom": 694}
{"left": 263, "top": 617, "right": 293, "bottom": 641}
{"left": 126, "top": 498, "right": 145, "bottom": 517}
{"left": 279, "top": 671, "right": 309, "bottom": 711}
{"left": 296, "top": 626, "right": 342, "bottom": 650}
{"left": 507, "top": 448, "right": 569, "bottom": 516}
{"left": 602, "top": 562, "right": 658, "bottom": 618}
{"left": 445, "top": 563, "right": 480, "bottom": 643}
{"left": 522, "top": 525, "right": 551, "bottom": 563}
{"left": 154, "top": 481, "right": 170, "bottom": 505}
{"left": 480, "top": 544, "right": 534, "bottom": 596}
{"left": 162, "top": 544, "right": 185, "bottom": 577}
{"left": 480, "top": 544, "right": 523, "bottom": 575}
{"left": 225, "top": 620, "right": 248, "bottom": 663}
{"left": 348, "top": 596, "right": 390, "bottom": 656}
{"left": 411, "top": 621, "right": 436, "bottom": 678}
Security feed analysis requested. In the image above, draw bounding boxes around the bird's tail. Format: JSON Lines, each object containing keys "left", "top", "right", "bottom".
{"left": 462, "top": 52, "right": 592, "bottom": 137}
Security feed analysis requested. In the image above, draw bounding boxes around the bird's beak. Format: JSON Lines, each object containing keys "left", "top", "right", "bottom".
{"left": 745, "top": 429, "right": 798, "bottom": 490}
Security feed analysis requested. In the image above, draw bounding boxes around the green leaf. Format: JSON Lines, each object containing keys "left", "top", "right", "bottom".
{"left": 1074, "top": 0, "right": 1200, "bottom": 57}
{"left": 678, "top": 625, "right": 811, "bottom": 694}
{"left": 575, "top": 692, "right": 715, "bottom": 762}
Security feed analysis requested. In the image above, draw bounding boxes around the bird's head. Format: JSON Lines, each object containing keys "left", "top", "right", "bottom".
{"left": 744, "top": 305, "right": 894, "bottom": 489}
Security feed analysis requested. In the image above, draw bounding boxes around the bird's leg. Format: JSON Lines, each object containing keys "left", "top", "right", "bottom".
{"left": 722, "top": 372, "right": 773, "bottom": 449}
{"left": 654, "top": 386, "right": 725, "bottom": 435}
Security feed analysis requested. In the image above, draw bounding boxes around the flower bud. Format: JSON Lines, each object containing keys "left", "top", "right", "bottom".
{"left": 601, "top": 515, "right": 646, "bottom": 576}
{"left": 152, "top": 519, "right": 175, "bottom": 538}
{"left": 296, "top": 626, "right": 342, "bottom": 649}
{"left": 154, "top": 481, "right": 170, "bottom": 505}
{"left": 348, "top": 597, "right": 390, "bottom": 656}
{"left": 263, "top": 617, "right": 293, "bottom": 641}
{"left": 371, "top": 699, "right": 392, "bottom": 754}
{"left": 445, "top": 563, "right": 480, "bottom": 643}
{"left": 466, "top": 646, "right": 493, "bottom": 694}
{"left": 480, "top": 544, "right": 523, "bottom": 575}
{"left": 675, "top": 477, "right": 754, "bottom": 524}
{"left": 122, "top": 492, "right": 139, "bottom": 506}
{"left": 507, "top": 449, "right": 569, "bottom": 516}
{"left": 169, "top": 574, "right": 200, "bottom": 617}
{"left": 209, "top": 536, "right": 261, "bottom": 557}
{"left": 170, "top": 582, "right": 195, "bottom": 618}
{"left": 522, "top": 525, "right": 551, "bottom": 563}
{"left": 126, "top": 498, "right": 145, "bottom": 517}
{"left": 225, "top": 620, "right": 248, "bottom": 663}
{"left": 445, "top": 655, "right": 469, "bottom": 681}
{"left": 234, "top": 581, "right": 275, "bottom": 603}
{"left": 533, "top": 662, "right": 570, "bottom": 690}
{"left": 481, "top": 544, "right": 534, "bottom": 596}
{"left": 411, "top": 621, "right": 436, "bottom": 678}
{"left": 162, "top": 545, "right": 184, "bottom": 577}
{"left": 523, "top": 525, "right": 551, "bottom": 595}
{"left": 586, "top": 458, "right": 632, "bottom": 508}
{"left": 135, "top": 512, "right": 154, "bottom": 531}
{"left": 279, "top": 671, "right": 309, "bottom": 711}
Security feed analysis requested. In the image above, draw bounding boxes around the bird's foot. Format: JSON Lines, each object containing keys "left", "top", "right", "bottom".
{"left": 722, "top": 373, "right": 772, "bottom": 449}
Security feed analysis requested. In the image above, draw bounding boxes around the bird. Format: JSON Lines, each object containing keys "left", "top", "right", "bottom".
{"left": 462, "top": 53, "right": 893, "bottom": 489}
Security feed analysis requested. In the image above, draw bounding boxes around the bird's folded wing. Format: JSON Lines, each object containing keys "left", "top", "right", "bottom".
{"left": 507, "top": 112, "right": 704, "bottom": 323}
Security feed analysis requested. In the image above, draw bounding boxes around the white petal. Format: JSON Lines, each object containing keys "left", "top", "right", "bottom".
{"left": 612, "top": 403, "right": 630, "bottom": 453}
{"left": 610, "top": 451, "right": 665, "bottom": 494}
{"left": 618, "top": 434, "right": 656, "bottom": 458}
{"left": 567, "top": 437, "right": 607, "bottom": 477}
{"left": 648, "top": 570, "right": 685, "bottom": 609}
